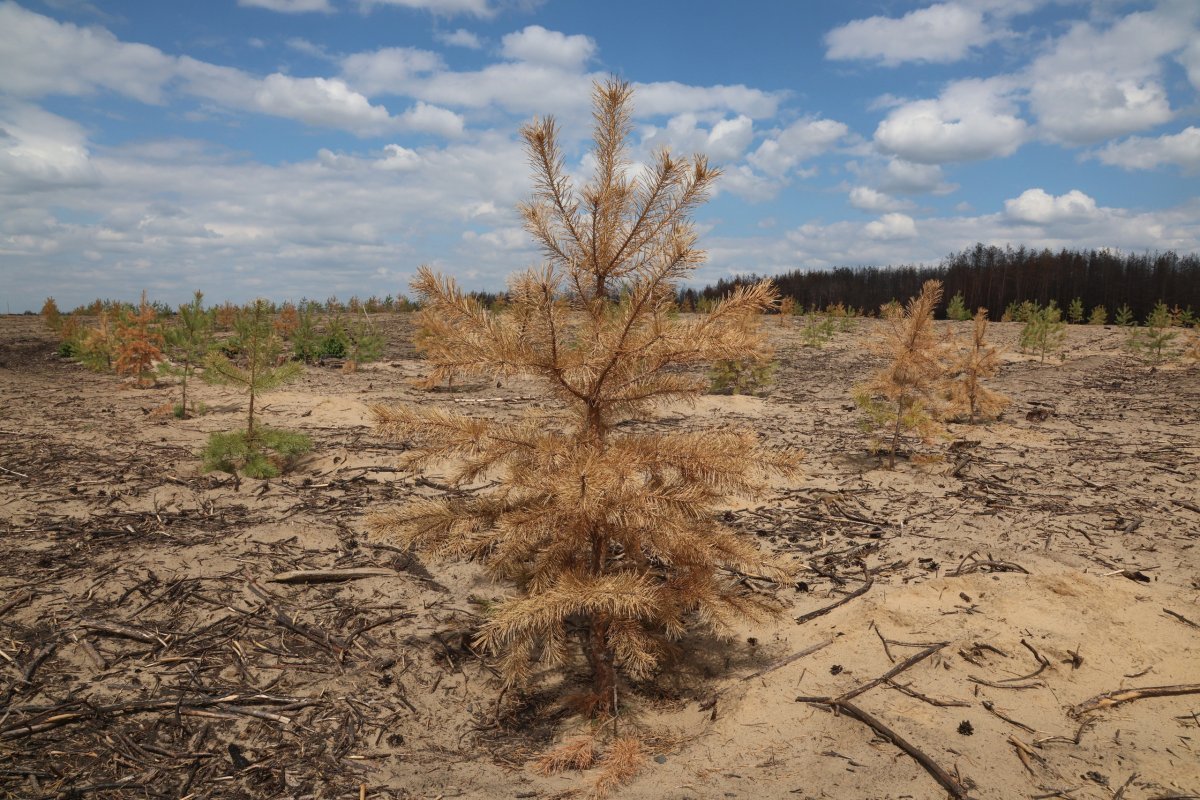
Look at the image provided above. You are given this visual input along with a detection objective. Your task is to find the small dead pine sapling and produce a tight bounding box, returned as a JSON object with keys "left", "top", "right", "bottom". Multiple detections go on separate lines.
{"left": 114, "top": 291, "right": 164, "bottom": 387}
{"left": 945, "top": 308, "right": 1010, "bottom": 423}
{"left": 368, "top": 79, "right": 802, "bottom": 719}
{"left": 854, "top": 279, "right": 948, "bottom": 468}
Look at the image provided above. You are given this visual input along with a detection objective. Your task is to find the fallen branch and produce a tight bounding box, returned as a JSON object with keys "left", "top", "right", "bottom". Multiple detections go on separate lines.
{"left": 1162, "top": 608, "right": 1200, "bottom": 630}
{"left": 78, "top": 619, "right": 165, "bottom": 645}
{"left": 0, "top": 693, "right": 314, "bottom": 740}
{"left": 268, "top": 568, "right": 398, "bottom": 584}
{"left": 1073, "top": 683, "right": 1200, "bottom": 716}
{"left": 793, "top": 640, "right": 971, "bottom": 797}
{"left": 948, "top": 553, "right": 1029, "bottom": 577}
{"left": 796, "top": 571, "right": 873, "bottom": 625}
{"left": 806, "top": 699, "right": 972, "bottom": 799}
{"left": 742, "top": 637, "right": 835, "bottom": 681}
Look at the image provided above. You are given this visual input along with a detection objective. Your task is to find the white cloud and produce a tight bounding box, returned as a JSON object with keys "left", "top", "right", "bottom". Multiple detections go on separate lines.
{"left": 340, "top": 47, "right": 444, "bottom": 96}
{"left": 376, "top": 143, "right": 421, "bottom": 170}
{"left": 1024, "top": 9, "right": 1196, "bottom": 143}
{"left": 848, "top": 187, "right": 913, "bottom": 213}
{"left": 825, "top": 3, "right": 994, "bottom": 66}
{"left": 0, "top": 2, "right": 173, "bottom": 103}
{"left": 748, "top": 118, "right": 847, "bottom": 175}
{"left": 874, "top": 78, "right": 1026, "bottom": 163}
{"left": 359, "top": 0, "right": 494, "bottom": 18}
{"left": 1093, "top": 127, "right": 1200, "bottom": 173}
{"left": 398, "top": 101, "right": 464, "bottom": 136}
{"left": 500, "top": 25, "right": 595, "bottom": 69}
{"left": 718, "top": 165, "right": 783, "bottom": 203}
{"left": 435, "top": 28, "right": 482, "bottom": 49}
{"left": 877, "top": 159, "right": 956, "bottom": 195}
{"left": 864, "top": 212, "right": 918, "bottom": 240}
{"left": 1180, "top": 38, "right": 1200, "bottom": 90}
{"left": 0, "top": 101, "right": 98, "bottom": 193}
{"left": 631, "top": 81, "right": 782, "bottom": 119}
{"left": 408, "top": 61, "right": 593, "bottom": 114}
{"left": 641, "top": 114, "right": 754, "bottom": 163}
{"left": 253, "top": 74, "right": 394, "bottom": 134}
{"left": 239, "top": 0, "right": 333, "bottom": 12}
{"left": 1004, "top": 188, "right": 1099, "bottom": 224}
{"left": 1030, "top": 74, "right": 1171, "bottom": 145}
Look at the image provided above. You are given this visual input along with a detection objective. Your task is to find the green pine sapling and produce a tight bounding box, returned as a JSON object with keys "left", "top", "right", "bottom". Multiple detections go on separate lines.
{"left": 343, "top": 310, "right": 386, "bottom": 372}
{"left": 160, "top": 291, "right": 214, "bottom": 418}
{"left": 1067, "top": 297, "right": 1084, "bottom": 324}
{"left": 1127, "top": 301, "right": 1178, "bottom": 366}
{"left": 202, "top": 299, "right": 310, "bottom": 479}
{"left": 1019, "top": 302, "right": 1065, "bottom": 363}
{"left": 945, "top": 292, "right": 971, "bottom": 321}
{"left": 1088, "top": 305, "right": 1108, "bottom": 325}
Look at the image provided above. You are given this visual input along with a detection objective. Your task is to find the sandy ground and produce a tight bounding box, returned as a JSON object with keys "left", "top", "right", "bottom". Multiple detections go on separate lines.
{"left": 1, "top": 313, "right": 1198, "bottom": 800}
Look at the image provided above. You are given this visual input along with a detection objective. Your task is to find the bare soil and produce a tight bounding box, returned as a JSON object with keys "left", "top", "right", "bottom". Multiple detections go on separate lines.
{"left": 1, "top": 313, "right": 1198, "bottom": 800}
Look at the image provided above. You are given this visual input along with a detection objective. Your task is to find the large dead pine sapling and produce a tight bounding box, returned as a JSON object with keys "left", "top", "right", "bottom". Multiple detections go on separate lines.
{"left": 854, "top": 279, "right": 948, "bottom": 468}
{"left": 369, "top": 79, "right": 802, "bottom": 721}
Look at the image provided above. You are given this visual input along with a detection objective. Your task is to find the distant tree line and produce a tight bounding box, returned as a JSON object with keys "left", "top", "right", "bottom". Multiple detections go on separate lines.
{"left": 684, "top": 244, "right": 1200, "bottom": 320}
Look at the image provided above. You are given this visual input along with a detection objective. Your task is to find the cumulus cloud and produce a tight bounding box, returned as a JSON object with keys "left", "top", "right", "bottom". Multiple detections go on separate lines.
{"left": 877, "top": 159, "right": 956, "bottom": 195}
{"left": 500, "top": 25, "right": 595, "bottom": 69}
{"left": 254, "top": 74, "right": 393, "bottom": 132}
{"left": 874, "top": 78, "right": 1026, "bottom": 163}
{"left": 375, "top": 143, "right": 421, "bottom": 170}
{"left": 641, "top": 114, "right": 754, "bottom": 163}
{"left": 435, "top": 28, "right": 482, "bottom": 49}
{"left": 340, "top": 47, "right": 444, "bottom": 95}
{"left": 0, "top": 101, "right": 98, "bottom": 193}
{"left": 239, "top": 0, "right": 333, "bottom": 13}
{"left": 825, "top": 3, "right": 995, "bottom": 66}
{"left": 1093, "top": 127, "right": 1200, "bottom": 173}
{"left": 1024, "top": 8, "right": 1195, "bottom": 143}
{"left": 0, "top": 2, "right": 173, "bottom": 103}
{"left": 1004, "top": 188, "right": 1099, "bottom": 225}
{"left": 397, "top": 101, "right": 464, "bottom": 136}
{"left": 632, "top": 81, "right": 781, "bottom": 119}
{"left": 848, "top": 187, "right": 913, "bottom": 213}
{"left": 359, "top": 0, "right": 495, "bottom": 17}
{"left": 748, "top": 118, "right": 847, "bottom": 175}
{"left": 864, "top": 212, "right": 918, "bottom": 240}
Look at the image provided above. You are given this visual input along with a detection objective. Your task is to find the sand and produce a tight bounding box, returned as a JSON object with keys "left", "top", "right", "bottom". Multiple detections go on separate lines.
{"left": 1, "top": 313, "right": 1197, "bottom": 799}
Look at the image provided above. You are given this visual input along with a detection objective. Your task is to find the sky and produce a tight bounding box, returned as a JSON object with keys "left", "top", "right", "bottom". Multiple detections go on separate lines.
{"left": 1, "top": 0, "right": 1199, "bottom": 312}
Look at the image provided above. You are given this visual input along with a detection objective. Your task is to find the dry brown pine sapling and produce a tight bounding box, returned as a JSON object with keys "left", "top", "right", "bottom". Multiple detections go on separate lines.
{"left": 945, "top": 308, "right": 1009, "bottom": 423}
{"left": 368, "top": 79, "right": 801, "bottom": 722}
{"left": 114, "top": 291, "right": 165, "bottom": 387}
{"left": 854, "top": 280, "right": 948, "bottom": 468}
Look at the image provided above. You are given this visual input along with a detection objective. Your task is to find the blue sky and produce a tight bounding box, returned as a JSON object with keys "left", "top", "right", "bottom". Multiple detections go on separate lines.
{"left": 1, "top": 0, "right": 1198, "bottom": 311}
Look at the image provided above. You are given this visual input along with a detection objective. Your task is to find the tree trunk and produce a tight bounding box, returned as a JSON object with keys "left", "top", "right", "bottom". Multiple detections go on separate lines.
{"left": 248, "top": 386, "right": 256, "bottom": 440}
{"left": 889, "top": 398, "right": 903, "bottom": 469}
{"left": 587, "top": 614, "right": 615, "bottom": 715}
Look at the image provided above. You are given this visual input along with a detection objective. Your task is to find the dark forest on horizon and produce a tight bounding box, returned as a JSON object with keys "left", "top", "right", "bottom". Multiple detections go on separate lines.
{"left": 685, "top": 244, "right": 1200, "bottom": 320}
